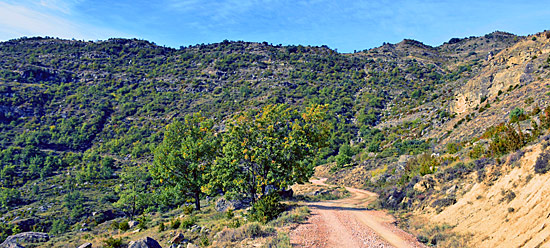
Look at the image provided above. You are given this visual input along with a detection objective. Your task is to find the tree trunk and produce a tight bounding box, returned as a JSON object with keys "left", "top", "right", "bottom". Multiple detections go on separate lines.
{"left": 194, "top": 189, "right": 201, "bottom": 211}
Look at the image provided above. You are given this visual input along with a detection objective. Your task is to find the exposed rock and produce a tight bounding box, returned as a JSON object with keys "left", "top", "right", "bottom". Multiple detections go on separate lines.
{"left": 170, "top": 233, "right": 185, "bottom": 244}
{"left": 0, "top": 232, "right": 49, "bottom": 247}
{"left": 214, "top": 197, "right": 249, "bottom": 212}
{"left": 128, "top": 220, "right": 139, "bottom": 228}
{"left": 127, "top": 237, "right": 162, "bottom": 248}
{"left": 1, "top": 243, "right": 25, "bottom": 248}
{"left": 187, "top": 243, "right": 199, "bottom": 248}
{"left": 446, "top": 185, "right": 457, "bottom": 195}
{"left": 77, "top": 242, "right": 92, "bottom": 248}
{"left": 190, "top": 225, "right": 200, "bottom": 233}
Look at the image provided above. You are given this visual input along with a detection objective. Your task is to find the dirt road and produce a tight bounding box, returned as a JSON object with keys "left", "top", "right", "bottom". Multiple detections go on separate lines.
{"left": 290, "top": 178, "right": 425, "bottom": 248}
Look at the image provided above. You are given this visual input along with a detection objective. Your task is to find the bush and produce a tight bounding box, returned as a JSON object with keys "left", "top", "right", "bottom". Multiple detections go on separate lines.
{"left": 182, "top": 204, "right": 194, "bottom": 215}
{"left": 269, "top": 206, "right": 310, "bottom": 227}
{"left": 446, "top": 142, "right": 461, "bottom": 154}
{"left": 534, "top": 152, "right": 550, "bottom": 174}
{"left": 469, "top": 144, "right": 485, "bottom": 159}
{"left": 509, "top": 107, "right": 526, "bottom": 123}
{"left": 118, "top": 221, "right": 130, "bottom": 231}
{"left": 103, "top": 237, "right": 124, "bottom": 248}
{"left": 170, "top": 219, "right": 181, "bottom": 229}
{"left": 158, "top": 222, "right": 165, "bottom": 232}
{"left": 181, "top": 216, "right": 197, "bottom": 229}
{"left": 49, "top": 219, "right": 68, "bottom": 235}
{"left": 250, "top": 194, "right": 285, "bottom": 223}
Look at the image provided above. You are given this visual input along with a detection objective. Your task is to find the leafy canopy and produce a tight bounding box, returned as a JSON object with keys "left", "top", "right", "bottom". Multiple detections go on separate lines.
{"left": 150, "top": 112, "right": 219, "bottom": 210}
{"left": 212, "top": 104, "right": 329, "bottom": 202}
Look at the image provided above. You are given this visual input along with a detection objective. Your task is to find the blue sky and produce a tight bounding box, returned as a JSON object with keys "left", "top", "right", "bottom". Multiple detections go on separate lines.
{"left": 0, "top": 0, "right": 549, "bottom": 52}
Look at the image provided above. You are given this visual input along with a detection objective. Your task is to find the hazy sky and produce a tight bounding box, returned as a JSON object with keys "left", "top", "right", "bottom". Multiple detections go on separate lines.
{"left": 1, "top": 0, "right": 549, "bottom": 52}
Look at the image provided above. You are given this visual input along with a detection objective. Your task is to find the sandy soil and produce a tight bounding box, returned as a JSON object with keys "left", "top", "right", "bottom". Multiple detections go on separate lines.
{"left": 290, "top": 178, "right": 425, "bottom": 248}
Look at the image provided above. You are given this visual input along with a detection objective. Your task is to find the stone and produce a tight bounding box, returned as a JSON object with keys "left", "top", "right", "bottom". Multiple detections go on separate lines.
{"left": 77, "top": 242, "right": 93, "bottom": 248}
{"left": 170, "top": 233, "right": 185, "bottom": 244}
{"left": 191, "top": 225, "right": 200, "bottom": 233}
{"left": 2, "top": 243, "right": 25, "bottom": 248}
{"left": 127, "top": 237, "right": 162, "bottom": 248}
{"left": 128, "top": 220, "right": 139, "bottom": 228}
{"left": 446, "top": 185, "right": 457, "bottom": 195}
{"left": 187, "top": 243, "right": 199, "bottom": 248}
{"left": 0, "top": 232, "right": 49, "bottom": 247}
{"left": 214, "top": 198, "right": 234, "bottom": 212}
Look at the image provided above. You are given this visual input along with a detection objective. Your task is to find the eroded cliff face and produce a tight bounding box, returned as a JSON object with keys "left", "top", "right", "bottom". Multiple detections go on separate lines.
{"left": 451, "top": 32, "right": 550, "bottom": 115}
{"left": 429, "top": 142, "right": 550, "bottom": 248}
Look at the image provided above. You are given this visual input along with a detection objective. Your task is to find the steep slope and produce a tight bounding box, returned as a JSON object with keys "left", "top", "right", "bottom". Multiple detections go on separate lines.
{"left": 431, "top": 142, "right": 550, "bottom": 247}
{"left": 0, "top": 30, "right": 547, "bottom": 246}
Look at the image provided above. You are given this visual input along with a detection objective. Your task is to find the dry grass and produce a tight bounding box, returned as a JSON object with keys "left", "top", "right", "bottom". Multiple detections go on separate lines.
{"left": 400, "top": 215, "right": 471, "bottom": 247}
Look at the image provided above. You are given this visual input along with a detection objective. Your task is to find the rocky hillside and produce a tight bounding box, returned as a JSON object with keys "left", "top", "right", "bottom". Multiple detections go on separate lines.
{"left": 0, "top": 30, "right": 549, "bottom": 246}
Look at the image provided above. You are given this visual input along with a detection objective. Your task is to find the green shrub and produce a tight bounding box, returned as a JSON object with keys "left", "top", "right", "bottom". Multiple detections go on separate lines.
{"left": 225, "top": 209, "right": 234, "bottom": 219}
{"left": 158, "top": 222, "right": 165, "bottom": 232}
{"left": 469, "top": 144, "right": 485, "bottom": 159}
{"left": 446, "top": 142, "right": 461, "bottom": 154}
{"left": 199, "top": 235, "right": 210, "bottom": 246}
{"left": 269, "top": 206, "right": 310, "bottom": 227}
{"left": 118, "top": 221, "right": 130, "bottom": 231}
{"left": 250, "top": 194, "right": 285, "bottom": 224}
{"left": 49, "top": 219, "right": 68, "bottom": 235}
{"left": 110, "top": 221, "right": 119, "bottom": 231}
{"left": 170, "top": 219, "right": 181, "bottom": 229}
{"left": 181, "top": 216, "right": 197, "bottom": 229}
{"left": 137, "top": 215, "right": 148, "bottom": 230}
{"left": 182, "top": 204, "right": 194, "bottom": 215}
{"left": 509, "top": 107, "right": 526, "bottom": 123}
{"left": 534, "top": 152, "right": 550, "bottom": 174}
{"left": 103, "top": 237, "right": 124, "bottom": 248}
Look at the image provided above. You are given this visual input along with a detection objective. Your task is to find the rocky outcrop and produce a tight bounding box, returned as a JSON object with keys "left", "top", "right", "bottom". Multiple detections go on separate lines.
{"left": 0, "top": 232, "right": 49, "bottom": 247}
{"left": 127, "top": 237, "right": 162, "bottom": 248}
{"left": 214, "top": 197, "right": 249, "bottom": 212}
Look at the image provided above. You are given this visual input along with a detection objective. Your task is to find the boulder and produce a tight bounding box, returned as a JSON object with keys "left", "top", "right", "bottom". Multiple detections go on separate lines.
{"left": 214, "top": 197, "right": 248, "bottom": 212}
{"left": 1, "top": 243, "right": 25, "bottom": 248}
{"left": 187, "top": 243, "right": 199, "bottom": 248}
{"left": 0, "top": 232, "right": 49, "bottom": 247}
{"left": 127, "top": 237, "right": 162, "bottom": 248}
{"left": 128, "top": 220, "right": 139, "bottom": 228}
{"left": 77, "top": 242, "right": 92, "bottom": 248}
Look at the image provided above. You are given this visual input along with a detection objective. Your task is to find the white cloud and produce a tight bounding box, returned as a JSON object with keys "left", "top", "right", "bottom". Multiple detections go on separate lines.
{"left": 0, "top": 1, "right": 128, "bottom": 41}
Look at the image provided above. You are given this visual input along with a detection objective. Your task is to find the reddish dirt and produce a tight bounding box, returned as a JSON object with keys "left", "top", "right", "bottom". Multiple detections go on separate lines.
{"left": 290, "top": 178, "right": 425, "bottom": 248}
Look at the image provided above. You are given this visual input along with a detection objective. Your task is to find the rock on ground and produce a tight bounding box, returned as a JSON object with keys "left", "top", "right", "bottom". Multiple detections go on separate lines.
{"left": 0, "top": 232, "right": 49, "bottom": 247}
{"left": 77, "top": 242, "right": 92, "bottom": 248}
{"left": 127, "top": 237, "right": 162, "bottom": 248}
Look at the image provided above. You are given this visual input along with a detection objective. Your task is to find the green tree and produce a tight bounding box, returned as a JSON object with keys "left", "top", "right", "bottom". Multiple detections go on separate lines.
{"left": 213, "top": 104, "right": 329, "bottom": 204}
{"left": 335, "top": 144, "right": 353, "bottom": 167}
{"left": 113, "top": 165, "right": 151, "bottom": 219}
{"left": 150, "top": 113, "right": 218, "bottom": 211}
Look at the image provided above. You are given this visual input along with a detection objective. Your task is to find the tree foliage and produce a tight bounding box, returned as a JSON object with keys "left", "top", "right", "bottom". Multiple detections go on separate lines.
{"left": 113, "top": 165, "right": 151, "bottom": 219}
{"left": 150, "top": 113, "right": 219, "bottom": 210}
{"left": 212, "top": 104, "right": 329, "bottom": 203}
